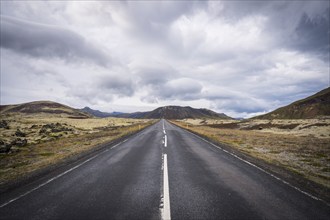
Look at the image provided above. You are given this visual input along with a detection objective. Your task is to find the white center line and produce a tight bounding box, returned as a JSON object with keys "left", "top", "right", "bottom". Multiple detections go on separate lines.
{"left": 164, "top": 135, "right": 167, "bottom": 147}
{"left": 162, "top": 153, "right": 171, "bottom": 220}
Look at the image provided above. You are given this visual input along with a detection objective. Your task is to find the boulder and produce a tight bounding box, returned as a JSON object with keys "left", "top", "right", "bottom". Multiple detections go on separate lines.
{"left": 39, "top": 123, "right": 73, "bottom": 134}
{"left": 11, "top": 138, "right": 28, "bottom": 147}
{"left": 0, "top": 140, "right": 12, "bottom": 153}
{"left": 0, "top": 120, "right": 9, "bottom": 129}
{"left": 15, "top": 129, "right": 26, "bottom": 137}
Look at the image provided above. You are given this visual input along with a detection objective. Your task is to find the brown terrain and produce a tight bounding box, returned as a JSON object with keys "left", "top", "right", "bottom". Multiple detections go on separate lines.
{"left": 0, "top": 101, "right": 155, "bottom": 190}
{"left": 1, "top": 88, "right": 329, "bottom": 197}
{"left": 109, "top": 105, "right": 232, "bottom": 119}
{"left": 254, "top": 87, "right": 330, "bottom": 119}
{"left": 172, "top": 88, "right": 330, "bottom": 199}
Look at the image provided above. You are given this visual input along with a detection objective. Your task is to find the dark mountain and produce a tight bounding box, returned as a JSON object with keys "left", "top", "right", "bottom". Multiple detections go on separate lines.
{"left": 114, "top": 106, "right": 232, "bottom": 119}
{"left": 110, "top": 111, "right": 126, "bottom": 116}
{"left": 145, "top": 106, "right": 231, "bottom": 119}
{"left": 0, "top": 101, "right": 91, "bottom": 118}
{"left": 80, "top": 107, "right": 117, "bottom": 118}
{"left": 254, "top": 87, "right": 330, "bottom": 119}
{"left": 114, "top": 112, "right": 150, "bottom": 119}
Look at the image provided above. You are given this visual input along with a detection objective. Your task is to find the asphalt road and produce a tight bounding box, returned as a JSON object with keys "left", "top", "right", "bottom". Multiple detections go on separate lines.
{"left": 0, "top": 119, "right": 329, "bottom": 220}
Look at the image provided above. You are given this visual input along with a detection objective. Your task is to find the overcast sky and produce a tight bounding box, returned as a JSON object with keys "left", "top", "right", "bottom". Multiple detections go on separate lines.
{"left": 1, "top": 1, "right": 329, "bottom": 118}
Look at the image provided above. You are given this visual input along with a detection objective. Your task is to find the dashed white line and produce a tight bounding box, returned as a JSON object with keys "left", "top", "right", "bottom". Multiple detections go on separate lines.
{"left": 164, "top": 135, "right": 167, "bottom": 147}
{"left": 0, "top": 140, "right": 125, "bottom": 208}
{"left": 161, "top": 153, "right": 171, "bottom": 220}
{"left": 182, "top": 128, "right": 329, "bottom": 206}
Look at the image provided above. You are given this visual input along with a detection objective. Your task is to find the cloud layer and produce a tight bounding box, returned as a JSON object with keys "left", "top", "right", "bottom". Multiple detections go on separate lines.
{"left": 1, "top": 1, "right": 329, "bottom": 118}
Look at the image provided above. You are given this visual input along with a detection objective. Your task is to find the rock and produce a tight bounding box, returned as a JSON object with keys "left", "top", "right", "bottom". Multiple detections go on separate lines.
{"left": 39, "top": 126, "right": 50, "bottom": 134}
{"left": 30, "top": 124, "right": 38, "bottom": 129}
{"left": 0, "top": 120, "right": 9, "bottom": 129}
{"left": 0, "top": 140, "right": 12, "bottom": 153}
{"left": 39, "top": 123, "right": 73, "bottom": 134}
{"left": 0, "top": 145, "right": 11, "bottom": 153}
{"left": 11, "top": 138, "right": 28, "bottom": 147}
{"left": 10, "top": 148, "right": 20, "bottom": 153}
{"left": 15, "top": 129, "right": 26, "bottom": 137}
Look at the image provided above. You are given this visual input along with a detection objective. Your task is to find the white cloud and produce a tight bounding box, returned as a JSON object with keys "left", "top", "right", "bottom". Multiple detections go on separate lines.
{"left": 0, "top": 1, "right": 329, "bottom": 118}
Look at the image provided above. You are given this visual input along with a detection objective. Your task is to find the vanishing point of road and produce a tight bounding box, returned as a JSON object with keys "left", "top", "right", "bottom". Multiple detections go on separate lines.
{"left": 0, "top": 120, "right": 329, "bottom": 220}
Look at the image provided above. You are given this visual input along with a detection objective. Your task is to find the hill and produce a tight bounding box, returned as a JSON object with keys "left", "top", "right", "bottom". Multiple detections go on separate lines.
{"left": 80, "top": 107, "right": 115, "bottom": 118}
{"left": 0, "top": 101, "right": 91, "bottom": 118}
{"left": 115, "top": 106, "right": 232, "bottom": 119}
{"left": 145, "top": 106, "right": 231, "bottom": 119}
{"left": 254, "top": 87, "right": 330, "bottom": 119}
{"left": 0, "top": 101, "right": 231, "bottom": 120}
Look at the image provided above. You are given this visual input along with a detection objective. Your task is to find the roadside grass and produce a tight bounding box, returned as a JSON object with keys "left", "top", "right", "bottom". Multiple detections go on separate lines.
{"left": 172, "top": 120, "right": 330, "bottom": 189}
{"left": 0, "top": 114, "right": 156, "bottom": 187}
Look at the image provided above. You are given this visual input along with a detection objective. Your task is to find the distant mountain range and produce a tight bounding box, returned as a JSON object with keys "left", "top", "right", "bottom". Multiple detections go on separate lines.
{"left": 80, "top": 106, "right": 232, "bottom": 119}
{"left": 1, "top": 87, "right": 329, "bottom": 120}
{"left": 134, "top": 106, "right": 232, "bottom": 119}
{"left": 254, "top": 87, "right": 330, "bottom": 119}
{"left": 80, "top": 106, "right": 123, "bottom": 118}
{"left": 0, "top": 101, "right": 231, "bottom": 119}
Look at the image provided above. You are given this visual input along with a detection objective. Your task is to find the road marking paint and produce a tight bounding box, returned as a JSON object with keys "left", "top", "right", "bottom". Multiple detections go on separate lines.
{"left": 111, "top": 143, "right": 121, "bottom": 149}
{"left": 164, "top": 135, "right": 167, "bottom": 147}
{"left": 161, "top": 153, "right": 171, "bottom": 220}
{"left": 0, "top": 140, "right": 125, "bottom": 208}
{"left": 180, "top": 127, "right": 329, "bottom": 206}
{"left": 0, "top": 153, "right": 97, "bottom": 208}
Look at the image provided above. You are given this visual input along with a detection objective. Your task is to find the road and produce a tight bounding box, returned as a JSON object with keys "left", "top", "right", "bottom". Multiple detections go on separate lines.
{"left": 0, "top": 119, "right": 329, "bottom": 220}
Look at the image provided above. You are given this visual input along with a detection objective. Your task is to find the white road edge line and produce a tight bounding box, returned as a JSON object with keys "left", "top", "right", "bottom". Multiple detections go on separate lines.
{"left": 0, "top": 141, "right": 124, "bottom": 208}
{"left": 182, "top": 128, "right": 329, "bottom": 206}
{"left": 162, "top": 153, "right": 171, "bottom": 220}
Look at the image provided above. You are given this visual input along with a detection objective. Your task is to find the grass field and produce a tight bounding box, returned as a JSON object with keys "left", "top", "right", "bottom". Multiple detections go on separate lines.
{"left": 173, "top": 119, "right": 330, "bottom": 188}
{"left": 0, "top": 113, "right": 156, "bottom": 187}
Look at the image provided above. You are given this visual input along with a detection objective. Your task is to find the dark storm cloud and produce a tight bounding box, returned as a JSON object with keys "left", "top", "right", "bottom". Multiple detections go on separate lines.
{"left": 141, "top": 78, "right": 203, "bottom": 103}
{"left": 99, "top": 75, "right": 135, "bottom": 97}
{"left": 66, "top": 74, "right": 135, "bottom": 105}
{"left": 0, "top": 15, "right": 109, "bottom": 66}
{"left": 217, "top": 1, "right": 329, "bottom": 56}
{"left": 293, "top": 9, "right": 330, "bottom": 57}
{"left": 135, "top": 64, "right": 176, "bottom": 86}
{"left": 133, "top": 63, "right": 202, "bottom": 102}
{"left": 158, "top": 78, "right": 203, "bottom": 100}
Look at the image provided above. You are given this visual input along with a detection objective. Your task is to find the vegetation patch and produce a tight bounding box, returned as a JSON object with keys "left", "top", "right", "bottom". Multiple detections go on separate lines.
{"left": 0, "top": 112, "right": 155, "bottom": 188}
{"left": 172, "top": 119, "right": 330, "bottom": 189}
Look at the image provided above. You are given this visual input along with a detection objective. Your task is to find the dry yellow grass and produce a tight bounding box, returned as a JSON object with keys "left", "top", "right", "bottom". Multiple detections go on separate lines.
{"left": 0, "top": 113, "right": 156, "bottom": 187}
{"left": 172, "top": 120, "right": 330, "bottom": 188}
{"left": 4, "top": 112, "right": 149, "bottom": 130}
{"left": 178, "top": 118, "right": 238, "bottom": 125}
